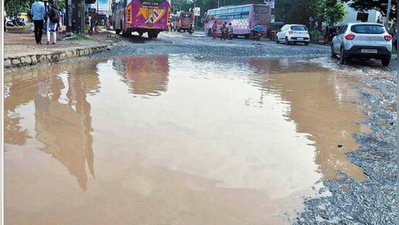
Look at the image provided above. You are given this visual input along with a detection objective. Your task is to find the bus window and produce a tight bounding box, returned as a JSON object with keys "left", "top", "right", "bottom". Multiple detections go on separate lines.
{"left": 234, "top": 7, "right": 242, "bottom": 13}
{"left": 215, "top": 10, "right": 221, "bottom": 15}
{"left": 227, "top": 8, "right": 234, "bottom": 14}
{"left": 241, "top": 14, "right": 249, "bottom": 19}
{"left": 209, "top": 11, "right": 215, "bottom": 15}
{"left": 255, "top": 5, "right": 269, "bottom": 14}
{"left": 221, "top": 9, "right": 227, "bottom": 14}
{"left": 242, "top": 6, "right": 250, "bottom": 12}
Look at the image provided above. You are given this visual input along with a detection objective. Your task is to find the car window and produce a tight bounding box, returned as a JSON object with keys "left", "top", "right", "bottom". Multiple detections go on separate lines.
{"left": 338, "top": 25, "right": 347, "bottom": 34}
{"left": 291, "top": 26, "right": 307, "bottom": 31}
{"left": 351, "top": 25, "right": 385, "bottom": 34}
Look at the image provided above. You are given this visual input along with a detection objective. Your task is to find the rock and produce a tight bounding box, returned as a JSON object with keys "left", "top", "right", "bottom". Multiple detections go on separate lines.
{"left": 338, "top": 144, "right": 343, "bottom": 148}
{"left": 11, "top": 58, "right": 21, "bottom": 67}
{"left": 79, "top": 50, "right": 85, "bottom": 56}
{"left": 60, "top": 53, "right": 66, "bottom": 60}
{"left": 107, "top": 46, "right": 112, "bottom": 51}
{"left": 38, "top": 55, "right": 47, "bottom": 63}
{"left": 4, "top": 59, "right": 11, "bottom": 68}
{"left": 31, "top": 56, "right": 38, "bottom": 65}
{"left": 21, "top": 56, "right": 32, "bottom": 66}
{"left": 52, "top": 54, "right": 60, "bottom": 62}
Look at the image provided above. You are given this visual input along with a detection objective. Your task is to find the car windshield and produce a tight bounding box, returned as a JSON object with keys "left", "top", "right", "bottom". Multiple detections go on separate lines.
{"left": 351, "top": 25, "right": 385, "bottom": 34}
{"left": 291, "top": 26, "right": 307, "bottom": 31}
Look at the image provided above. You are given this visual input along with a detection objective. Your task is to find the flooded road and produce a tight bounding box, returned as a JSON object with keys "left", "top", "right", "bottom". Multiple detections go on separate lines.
{"left": 4, "top": 56, "right": 367, "bottom": 225}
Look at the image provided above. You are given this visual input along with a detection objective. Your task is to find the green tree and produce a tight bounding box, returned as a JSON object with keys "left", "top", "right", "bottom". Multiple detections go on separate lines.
{"left": 274, "top": 0, "right": 346, "bottom": 26}
{"left": 341, "top": 0, "right": 396, "bottom": 17}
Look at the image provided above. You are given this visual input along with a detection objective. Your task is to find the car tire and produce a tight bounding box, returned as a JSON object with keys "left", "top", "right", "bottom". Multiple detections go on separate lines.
{"left": 285, "top": 37, "right": 290, "bottom": 45}
{"left": 340, "top": 47, "right": 348, "bottom": 65}
{"left": 331, "top": 45, "right": 337, "bottom": 58}
{"left": 382, "top": 58, "right": 390, "bottom": 67}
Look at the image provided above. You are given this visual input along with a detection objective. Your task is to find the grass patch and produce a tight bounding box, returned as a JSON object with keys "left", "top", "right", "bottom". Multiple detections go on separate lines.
{"left": 64, "top": 34, "right": 93, "bottom": 41}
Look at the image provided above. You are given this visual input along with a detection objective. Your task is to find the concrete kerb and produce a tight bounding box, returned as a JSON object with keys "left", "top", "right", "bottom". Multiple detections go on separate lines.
{"left": 4, "top": 44, "right": 108, "bottom": 70}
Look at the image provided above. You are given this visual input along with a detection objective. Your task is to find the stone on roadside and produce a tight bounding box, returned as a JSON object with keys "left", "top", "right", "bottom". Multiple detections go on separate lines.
{"left": 31, "top": 56, "right": 38, "bottom": 65}
{"left": 60, "top": 53, "right": 66, "bottom": 61}
{"left": 52, "top": 54, "right": 60, "bottom": 62}
{"left": 11, "top": 59, "right": 21, "bottom": 67}
{"left": 4, "top": 59, "right": 11, "bottom": 68}
{"left": 21, "top": 56, "right": 32, "bottom": 66}
{"left": 38, "top": 55, "right": 47, "bottom": 63}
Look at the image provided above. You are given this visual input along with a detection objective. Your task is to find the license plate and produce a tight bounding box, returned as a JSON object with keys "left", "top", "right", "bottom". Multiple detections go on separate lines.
{"left": 361, "top": 49, "right": 377, "bottom": 53}
{"left": 297, "top": 38, "right": 303, "bottom": 40}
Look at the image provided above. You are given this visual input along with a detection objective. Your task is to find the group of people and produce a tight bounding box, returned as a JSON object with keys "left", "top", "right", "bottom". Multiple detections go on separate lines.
{"left": 31, "top": 0, "right": 62, "bottom": 45}
{"left": 212, "top": 21, "right": 233, "bottom": 40}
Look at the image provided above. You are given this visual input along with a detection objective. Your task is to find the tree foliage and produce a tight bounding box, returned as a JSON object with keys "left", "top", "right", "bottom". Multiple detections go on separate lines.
{"left": 5, "top": 0, "right": 65, "bottom": 17}
{"left": 341, "top": 0, "right": 396, "bottom": 17}
{"left": 274, "top": 0, "right": 346, "bottom": 26}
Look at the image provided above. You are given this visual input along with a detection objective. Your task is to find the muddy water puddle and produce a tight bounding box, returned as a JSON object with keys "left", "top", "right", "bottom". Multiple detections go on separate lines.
{"left": 5, "top": 56, "right": 366, "bottom": 225}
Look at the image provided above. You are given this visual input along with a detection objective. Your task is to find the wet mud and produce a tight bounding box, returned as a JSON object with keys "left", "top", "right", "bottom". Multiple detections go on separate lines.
{"left": 4, "top": 56, "right": 382, "bottom": 225}
{"left": 294, "top": 57, "right": 397, "bottom": 224}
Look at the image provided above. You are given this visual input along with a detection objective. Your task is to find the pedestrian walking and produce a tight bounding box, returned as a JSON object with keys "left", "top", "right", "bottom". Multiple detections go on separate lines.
{"left": 4, "top": 10, "right": 7, "bottom": 32}
{"left": 227, "top": 22, "right": 233, "bottom": 39}
{"left": 212, "top": 21, "right": 217, "bottom": 39}
{"left": 61, "top": 7, "right": 66, "bottom": 25}
{"left": 90, "top": 9, "right": 98, "bottom": 34}
{"left": 31, "top": 0, "right": 46, "bottom": 44}
{"left": 323, "top": 26, "right": 329, "bottom": 45}
{"left": 46, "top": 0, "right": 59, "bottom": 44}
{"left": 220, "top": 22, "right": 227, "bottom": 40}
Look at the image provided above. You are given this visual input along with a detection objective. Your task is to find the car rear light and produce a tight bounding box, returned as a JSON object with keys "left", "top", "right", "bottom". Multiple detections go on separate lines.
{"left": 384, "top": 35, "right": 392, "bottom": 41}
{"left": 345, "top": 34, "right": 355, "bottom": 40}
{"left": 288, "top": 30, "right": 293, "bottom": 34}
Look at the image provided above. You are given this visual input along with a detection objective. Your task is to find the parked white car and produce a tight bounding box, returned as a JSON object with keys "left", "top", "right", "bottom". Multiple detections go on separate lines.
{"left": 331, "top": 23, "right": 392, "bottom": 66}
{"left": 276, "top": 24, "right": 310, "bottom": 45}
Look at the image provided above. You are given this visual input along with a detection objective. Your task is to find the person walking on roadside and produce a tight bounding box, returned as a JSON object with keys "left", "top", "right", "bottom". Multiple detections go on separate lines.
{"left": 46, "top": 0, "right": 59, "bottom": 44}
{"left": 322, "top": 26, "right": 329, "bottom": 45}
{"left": 212, "top": 21, "right": 217, "bottom": 39}
{"left": 4, "top": 10, "right": 7, "bottom": 32}
{"left": 220, "top": 22, "right": 227, "bottom": 40}
{"left": 227, "top": 22, "right": 233, "bottom": 39}
{"left": 90, "top": 9, "right": 98, "bottom": 34}
{"left": 31, "top": 0, "right": 46, "bottom": 44}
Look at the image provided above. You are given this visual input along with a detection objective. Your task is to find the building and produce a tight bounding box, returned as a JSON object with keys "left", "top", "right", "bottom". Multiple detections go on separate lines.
{"left": 336, "top": 3, "right": 384, "bottom": 26}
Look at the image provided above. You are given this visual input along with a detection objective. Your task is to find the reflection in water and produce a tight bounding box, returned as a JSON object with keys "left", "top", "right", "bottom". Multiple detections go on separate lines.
{"left": 5, "top": 61, "right": 100, "bottom": 190}
{"left": 247, "top": 58, "right": 366, "bottom": 181}
{"left": 5, "top": 56, "right": 366, "bottom": 225}
{"left": 114, "top": 55, "right": 169, "bottom": 96}
{"left": 35, "top": 74, "right": 97, "bottom": 190}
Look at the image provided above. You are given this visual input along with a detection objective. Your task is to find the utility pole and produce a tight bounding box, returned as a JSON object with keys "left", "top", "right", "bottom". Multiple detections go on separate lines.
{"left": 385, "top": 0, "right": 392, "bottom": 29}
{"left": 80, "top": 0, "right": 85, "bottom": 34}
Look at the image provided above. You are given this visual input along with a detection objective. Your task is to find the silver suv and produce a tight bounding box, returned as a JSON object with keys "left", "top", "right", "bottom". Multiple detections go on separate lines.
{"left": 331, "top": 23, "right": 392, "bottom": 66}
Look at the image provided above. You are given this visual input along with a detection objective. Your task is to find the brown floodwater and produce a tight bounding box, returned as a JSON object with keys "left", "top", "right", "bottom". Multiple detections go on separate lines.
{"left": 4, "top": 56, "right": 366, "bottom": 225}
